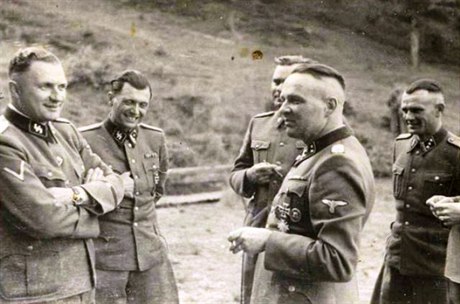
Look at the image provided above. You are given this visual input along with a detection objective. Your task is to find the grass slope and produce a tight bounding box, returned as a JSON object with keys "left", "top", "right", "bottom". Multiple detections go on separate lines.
{"left": 0, "top": 0, "right": 459, "bottom": 176}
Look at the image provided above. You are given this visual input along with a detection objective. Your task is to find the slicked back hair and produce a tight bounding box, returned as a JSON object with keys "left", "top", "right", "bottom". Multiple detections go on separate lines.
{"left": 110, "top": 70, "right": 152, "bottom": 100}
{"left": 292, "top": 63, "right": 346, "bottom": 90}
{"left": 274, "top": 55, "right": 315, "bottom": 66}
{"left": 9, "top": 47, "right": 60, "bottom": 78}
{"left": 405, "top": 79, "right": 442, "bottom": 95}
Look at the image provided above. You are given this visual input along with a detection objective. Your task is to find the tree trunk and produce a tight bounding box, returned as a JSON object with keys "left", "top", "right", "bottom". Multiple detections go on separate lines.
{"left": 410, "top": 17, "right": 420, "bottom": 69}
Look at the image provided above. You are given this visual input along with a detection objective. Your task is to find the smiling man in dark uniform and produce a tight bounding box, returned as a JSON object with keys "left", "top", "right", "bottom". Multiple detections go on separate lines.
{"left": 0, "top": 47, "right": 124, "bottom": 303}
{"left": 228, "top": 63, "right": 375, "bottom": 303}
{"left": 80, "top": 70, "right": 178, "bottom": 304}
{"left": 371, "top": 79, "right": 460, "bottom": 304}
{"left": 229, "top": 55, "right": 314, "bottom": 304}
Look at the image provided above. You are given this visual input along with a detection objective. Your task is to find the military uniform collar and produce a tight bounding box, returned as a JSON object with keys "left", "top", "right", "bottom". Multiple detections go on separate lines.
{"left": 103, "top": 118, "right": 138, "bottom": 147}
{"left": 4, "top": 106, "right": 55, "bottom": 142}
{"left": 408, "top": 128, "right": 447, "bottom": 154}
{"left": 293, "top": 126, "right": 352, "bottom": 167}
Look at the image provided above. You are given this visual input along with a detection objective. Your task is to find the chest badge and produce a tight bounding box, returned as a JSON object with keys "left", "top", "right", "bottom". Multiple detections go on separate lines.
{"left": 322, "top": 199, "right": 348, "bottom": 214}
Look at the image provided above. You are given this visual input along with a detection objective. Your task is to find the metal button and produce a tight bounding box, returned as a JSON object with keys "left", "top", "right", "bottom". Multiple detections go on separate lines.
{"left": 135, "top": 191, "right": 140, "bottom": 196}
{"left": 288, "top": 285, "right": 296, "bottom": 292}
{"left": 152, "top": 165, "right": 157, "bottom": 170}
{"left": 415, "top": 151, "right": 420, "bottom": 155}
{"left": 408, "top": 186, "right": 413, "bottom": 191}
{"left": 65, "top": 180, "right": 70, "bottom": 186}
{"left": 47, "top": 171, "right": 53, "bottom": 177}
{"left": 134, "top": 206, "right": 139, "bottom": 211}
{"left": 133, "top": 222, "right": 138, "bottom": 227}
{"left": 275, "top": 161, "right": 282, "bottom": 166}
{"left": 127, "top": 143, "right": 132, "bottom": 148}
{"left": 255, "top": 144, "right": 260, "bottom": 149}
{"left": 406, "top": 204, "right": 410, "bottom": 208}
{"left": 404, "top": 221, "right": 410, "bottom": 225}
{"left": 434, "top": 176, "right": 440, "bottom": 181}
{"left": 131, "top": 159, "right": 136, "bottom": 164}
{"left": 27, "top": 245, "right": 33, "bottom": 251}
{"left": 279, "top": 142, "right": 285, "bottom": 147}
{"left": 134, "top": 175, "right": 139, "bottom": 179}
{"left": 411, "top": 168, "right": 416, "bottom": 173}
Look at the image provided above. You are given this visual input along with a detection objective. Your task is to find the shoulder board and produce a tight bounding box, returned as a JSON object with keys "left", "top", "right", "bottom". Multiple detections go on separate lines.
{"left": 396, "top": 133, "right": 412, "bottom": 140}
{"left": 54, "top": 117, "right": 71, "bottom": 124}
{"left": 254, "top": 111, "right": 275, "bottom": 119}
{"left": 139, "top": 123, "right": 163, "bottom": 133}
{"left": 0, "top": 115, "right": 9, "bottom": 134}
{"left": 447, "top": 134, "right": 460, "bottom": 149}
{"left": 78, "top": 122, "right": 103, "bottom": 132}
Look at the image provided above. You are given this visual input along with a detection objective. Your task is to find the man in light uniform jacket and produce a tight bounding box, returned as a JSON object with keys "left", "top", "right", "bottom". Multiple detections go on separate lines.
{"left": 80, "top": 70, "right": 178, "bottom": 304}
{"left": 0, "top": 47, "right": 124, "bottom": 303}
{"left": 229, "top": 55, "right": 314, "bottom": 304}
{"left": 371, "top": 79, "right": 460, "bottom": 304}
{"left": 228, "top": 63, "right": 375, "bottom": 303}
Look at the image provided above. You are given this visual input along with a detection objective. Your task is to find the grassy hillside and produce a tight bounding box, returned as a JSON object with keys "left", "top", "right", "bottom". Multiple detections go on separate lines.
{"left": 0, "top": 0, "right": 459, "bottom": 177}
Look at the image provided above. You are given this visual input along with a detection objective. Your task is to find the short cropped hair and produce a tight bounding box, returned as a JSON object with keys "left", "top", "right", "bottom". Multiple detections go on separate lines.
{"left": 9, "top": 47, "right": 60, "bottom": 78}
{"left": 405, "top": 79, "right": 442, "bottom": 94}
{"left": 110, "top": 70, "right": 152, "bottom": 99}
{"left": 274, "top": 55, "right": 315, "bottom": 66}
{"left": 292, "top": 63, "right": 346, "bottom": 89}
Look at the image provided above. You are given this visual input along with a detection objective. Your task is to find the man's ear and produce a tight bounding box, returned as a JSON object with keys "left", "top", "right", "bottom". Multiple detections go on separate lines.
{"left": 435, "top": 103, "right": 445, "bottom": 116}
{"left": 9, "top": 81, "right": 20, "bottom": 101}
{"left": 325, "top": 98, "right": 338, "bottom": 115}
{"left": 108, "top": 91, "right": 114, "bottom": 106}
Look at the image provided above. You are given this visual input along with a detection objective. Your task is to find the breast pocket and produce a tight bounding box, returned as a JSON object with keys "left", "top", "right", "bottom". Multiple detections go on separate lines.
{"left": 392, "top": 164, "right": 405, "bottom": 199}
{"left": 0, "top": 250, "right": 59, "bottom": 300}
{"left": 423, "top": 172, "right": 453, "bottom": 197}
{"left": 251, "top": 140, "right": 270, "bottom": 163}
{"left": 32, "top": 164, "right": 67, "bottom": 188}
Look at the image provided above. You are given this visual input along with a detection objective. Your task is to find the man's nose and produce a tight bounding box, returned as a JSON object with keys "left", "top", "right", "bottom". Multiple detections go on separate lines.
{"left": 280, "top": 101, "right": 291, "bottom": 114}
{"left": 130, "top": 104, "right": 140, "bottom": 115}
{"left": 50, "top": 87, "right": 65, "bottom": 102}
{"left": 404, "top": 111, "right": 415, "bottom": 120}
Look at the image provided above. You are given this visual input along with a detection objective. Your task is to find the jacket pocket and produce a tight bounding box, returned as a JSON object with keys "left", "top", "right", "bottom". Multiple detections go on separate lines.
{"left": 392, "top": 164, "right": 405, "bottom": 199}
{"left": 32, "top": 163, "right": 67, "bottom": 188}
{"left": 251, "top": 140, "right": 270, "bottom": 163}
{"left": 0, "top": 250, "right": 59, "bottom": 300}
{"left": 423, "top": 172, "right": 453, "bottom": 197}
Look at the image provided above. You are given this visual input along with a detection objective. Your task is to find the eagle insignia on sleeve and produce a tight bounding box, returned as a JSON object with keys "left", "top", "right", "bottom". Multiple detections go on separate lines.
{"left": 321, "top": 199, "right": 348, "bottom": 214}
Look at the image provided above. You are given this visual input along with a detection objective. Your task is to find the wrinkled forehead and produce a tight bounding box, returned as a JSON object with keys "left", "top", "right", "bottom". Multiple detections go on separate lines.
{"left": 117, "top": 82, "right": 151, "bottom": 101}
{"left": 401, "top": 89, "right": 445, "bottom": 106}
{"left": 22, "top": 60, "right": 66, "bottom": 83}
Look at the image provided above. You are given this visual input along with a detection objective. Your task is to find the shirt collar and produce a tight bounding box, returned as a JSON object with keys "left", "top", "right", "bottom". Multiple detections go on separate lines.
{"left": 293, "top": 126, "right": 353, "bottom": 167}
{"left": 4, "top": 105, "right": 54, "bottom": 142}
{"left": 103, "top": 118, "right": 138, "bottom": 147}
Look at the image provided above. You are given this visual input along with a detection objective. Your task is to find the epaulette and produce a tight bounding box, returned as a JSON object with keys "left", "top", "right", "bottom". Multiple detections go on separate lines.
{"left": 54, "top": 117, "right": 71, "bottom": 124}
{"left": 139, "top": 123, "right": 163, "bottom": 133}
{"left": 78, "top": 122, "right": 103, "bottom": 132}
{"left": 254, "top": 111, "right": 275, "bottom": 118}
{"left": 396, "top": 133, "right": 412, "bottom": 140}
{"left": 0, "top": 115, "right": 9, "bottom": 134}
{"left": 447, "top": 134, "right": 460, "bottom": 149}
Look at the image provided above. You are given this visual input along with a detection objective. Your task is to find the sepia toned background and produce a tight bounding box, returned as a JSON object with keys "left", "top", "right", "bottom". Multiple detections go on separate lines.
{"left": 1, "top": 0, "right": 459, "bottom": 303}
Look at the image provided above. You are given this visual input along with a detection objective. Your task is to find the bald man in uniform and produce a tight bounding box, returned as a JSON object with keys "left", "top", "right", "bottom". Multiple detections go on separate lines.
{"left": 229, "top": 55, "right": 314, "bottom": 304}
{"left": 228, "top": 63, "right": 375, "bottom": 304}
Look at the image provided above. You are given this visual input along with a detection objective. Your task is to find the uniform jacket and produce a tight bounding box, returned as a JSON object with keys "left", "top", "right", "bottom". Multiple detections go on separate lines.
{"left": 0, "top": 107, "right": 123, "bottom": 303}
{"left": 229, "top": 111, "right": 305, "bottom": 227}
{"left": 251, "top": 127, "right": 375, "bottom": 304}
{"left": 386, "top": 128, "right": 460, "bottom": 276}
{"left": 80, "top": 119, "right": 172, "bottom": 272}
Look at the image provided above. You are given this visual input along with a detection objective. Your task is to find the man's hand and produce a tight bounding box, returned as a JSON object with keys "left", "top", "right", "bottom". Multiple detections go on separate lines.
{"left": 246, "top": 162, "right": 281, "bottom": 185}
{"left": 227, "top": 227, "right": 272, "bottom": 255}
{"left": 48, "top": 187, "right": 74, "bottom": 205}
{"left": 121, "top": 172, "right": 134, "bottom": 199}
{"left": 84, "top": 167, "right": 105, "bottom": 183}
{"left": 427, "top": 196, "right": 460, "bottom": 226}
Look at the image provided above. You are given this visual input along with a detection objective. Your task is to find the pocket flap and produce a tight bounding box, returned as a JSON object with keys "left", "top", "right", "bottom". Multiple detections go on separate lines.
{"left": 251, "top": 140, "right": 270, "bottom": 150}
{"left": 32, "top": 164, "right": 66, "bottom": 181}
{"left": 424, "top": 173, "right": 452, "bottom": 183}
{"left": 286, "top": 178, "right": 308, "bottom": 197}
